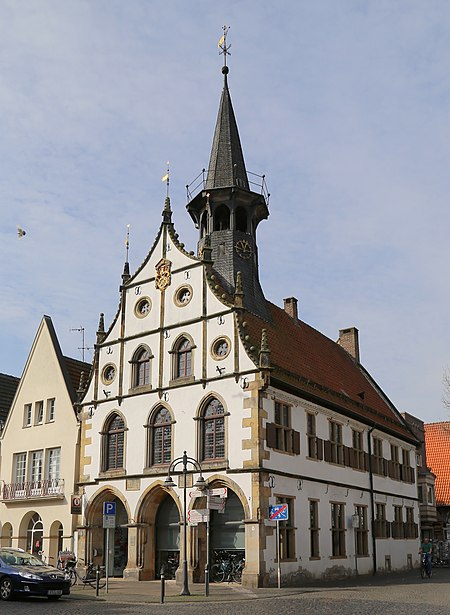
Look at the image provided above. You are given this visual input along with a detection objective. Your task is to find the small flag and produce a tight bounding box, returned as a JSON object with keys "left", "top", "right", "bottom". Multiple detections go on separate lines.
{"left": 161, "top": 173, "right": 169, "bottom": 182}
{"left": 17, "top": 226, "right": 26, "bottom": 238}
{"left": 218, "top": 34, "right": 225, "bottom": 48}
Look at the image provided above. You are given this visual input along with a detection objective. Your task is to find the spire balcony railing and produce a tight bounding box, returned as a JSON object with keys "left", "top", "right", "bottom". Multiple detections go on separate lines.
{"left": 186, "top": 168, "right": 269, "bottom": 204}
{"left": 1, "top": 478, "right": 65, "bottom": 501}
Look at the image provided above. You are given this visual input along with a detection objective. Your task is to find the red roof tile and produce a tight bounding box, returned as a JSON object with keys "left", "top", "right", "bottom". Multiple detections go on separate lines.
{"left": 241, "top": 301, "right": 413, "bottom": 441}
{"left": 424, "top": 422, "right": 450, "bottom": 506}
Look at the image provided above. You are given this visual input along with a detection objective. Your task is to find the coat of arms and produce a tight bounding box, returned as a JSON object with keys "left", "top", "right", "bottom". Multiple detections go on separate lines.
{"left": 155, "top": 258, "right": 172, "bottom": 291}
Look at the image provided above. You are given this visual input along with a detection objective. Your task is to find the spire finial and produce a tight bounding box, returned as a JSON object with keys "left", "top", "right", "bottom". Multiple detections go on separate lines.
{"left": 122, "top": 224, "right": 131, "bottom": 283}
{"left": 161, "top": 161, "right": 170, "bottom": 199}
{"left": 218, "top": 25, "right": 231, "bottom": 71}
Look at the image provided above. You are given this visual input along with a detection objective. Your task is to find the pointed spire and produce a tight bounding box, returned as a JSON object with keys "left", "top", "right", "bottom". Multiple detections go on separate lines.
{"left": 206, "top": 30, "right": 249, "bottom": 191}
{"left": 162, "top": 196, "right": 172, "bottom": 223}
{"left": 122, "top": 225, "right": 131, "bottom": 283}
{"left": 234, "top": 271, "right": 244, "bottom": 309}
{"left": 96, "top": 313, "right": 105, "bottom": 344}
{"left": 259, "top": 328, "right": 271, "bottom": 368}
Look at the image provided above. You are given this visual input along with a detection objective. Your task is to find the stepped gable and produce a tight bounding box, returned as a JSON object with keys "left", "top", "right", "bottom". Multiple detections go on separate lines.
{"left": 0, "top": 373, "right": 20, "bottom": 423}
{"left": 242, "top": 300, "right": 414, "bottom": 441}
{"left": 424, "top": 422, "right": 450, "bottom": 505}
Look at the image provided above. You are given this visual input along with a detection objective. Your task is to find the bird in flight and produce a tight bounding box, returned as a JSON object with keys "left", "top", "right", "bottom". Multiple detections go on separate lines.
{"left": 17, "top": 226, "right": 26, "bottom": 238}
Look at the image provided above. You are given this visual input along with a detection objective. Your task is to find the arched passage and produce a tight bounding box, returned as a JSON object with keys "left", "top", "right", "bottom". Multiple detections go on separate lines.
{"left": 85, "top": 490, "right": 129, "bottom": 577}
{"left": 0, "top": 523, "right": 13, "bottom": 547}
{"left": 136, "top": 485, "right": 180, "bottom": 580}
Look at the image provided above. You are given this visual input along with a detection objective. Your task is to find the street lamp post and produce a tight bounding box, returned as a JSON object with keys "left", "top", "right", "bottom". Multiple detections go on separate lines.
{"left": 164, "top": 451, "right": 206, "bottom": 596}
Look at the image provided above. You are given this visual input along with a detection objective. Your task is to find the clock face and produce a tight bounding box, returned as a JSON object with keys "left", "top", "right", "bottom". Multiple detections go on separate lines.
{"left": 235, "top": 239, "right": 253, "bottom": 259}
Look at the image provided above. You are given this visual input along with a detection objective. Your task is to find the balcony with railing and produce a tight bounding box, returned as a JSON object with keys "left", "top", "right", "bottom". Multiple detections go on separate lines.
{"left": 1, "top": 478, "right": 65, "bottom": 502}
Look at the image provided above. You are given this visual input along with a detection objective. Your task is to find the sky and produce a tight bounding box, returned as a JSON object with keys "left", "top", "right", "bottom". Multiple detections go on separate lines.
{"left": 1, "top": 0, "right": 450, "bottom": 424}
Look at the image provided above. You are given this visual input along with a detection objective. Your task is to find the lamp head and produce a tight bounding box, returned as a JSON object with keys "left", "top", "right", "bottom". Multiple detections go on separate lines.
{"left": 164, "top": 475, "right": 176, "bottom": 489}
{"left": 194, "top": 475, "right": 207, "bottom": 491}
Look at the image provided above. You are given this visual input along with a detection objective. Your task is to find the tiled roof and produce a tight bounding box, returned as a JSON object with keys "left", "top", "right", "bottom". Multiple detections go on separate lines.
{"left": 63, "top": 356, "right": 91, "bottom": 401}
{"left": 424, "top": 422, "right": 450, "bottom": 506}
{"left": 0, "top": 373, "right": 20, "bottom": 423}
{"left": 242, "top": 301, "right": 414, "bottom": 441}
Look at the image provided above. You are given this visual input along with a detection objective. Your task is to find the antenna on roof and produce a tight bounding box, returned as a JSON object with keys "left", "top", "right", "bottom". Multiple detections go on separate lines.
{"left": 69, "top": 327, "right": 92, "bottom": 362}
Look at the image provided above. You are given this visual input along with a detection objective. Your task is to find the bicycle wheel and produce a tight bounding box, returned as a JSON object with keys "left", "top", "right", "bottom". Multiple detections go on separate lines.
{"left": 210, "top": 563, "right": 225, "bottom": 583}
{"left": 69, "top": 569, "right": 78, "bottom": 587}
{"left": 232, "top": 562, "right": 244, "bottom": 583}
{"left": 420, "top": 564, "right": 425, "bottom": 579}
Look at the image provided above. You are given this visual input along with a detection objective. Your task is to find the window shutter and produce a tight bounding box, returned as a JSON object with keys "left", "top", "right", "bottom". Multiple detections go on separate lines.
{"left": 316, "top": 438, "right": 323, "bottom": 460}
{"left": 364, "top": 452, "right": 370, "bottom": 471}
{"left": 266, "top": 422, "right": 277, "bottom": 449}
{"left": 293, "top": 430, "right": 300, "bottom": 455}
{"left": 383, "top": 458, "right": 388, "bottom": 476}
{"left": 324, "top": 440, "right": 331, "bottom": 462}
{"left": 344, "top": 446, "right": 350, "bottom": 467}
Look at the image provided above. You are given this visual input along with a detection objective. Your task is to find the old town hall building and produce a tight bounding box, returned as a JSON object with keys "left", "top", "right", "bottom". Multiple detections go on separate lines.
{"left": 75, "top": 58, "right": 419, "bottom": 587}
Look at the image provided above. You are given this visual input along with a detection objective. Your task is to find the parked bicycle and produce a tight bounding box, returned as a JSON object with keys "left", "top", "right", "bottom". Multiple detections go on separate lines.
{"left": 59, "top": 556, "right": 106, "bottom": 588}
{"left": 210, "top": 551, "right": 245, "bottom": 583}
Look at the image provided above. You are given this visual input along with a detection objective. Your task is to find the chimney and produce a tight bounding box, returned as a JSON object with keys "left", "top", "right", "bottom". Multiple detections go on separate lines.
{"left": 283, "top": 297, "right": 299, "bottom": 323}
{"left": 338, "top": 327, "right": 360, "bottom": 362}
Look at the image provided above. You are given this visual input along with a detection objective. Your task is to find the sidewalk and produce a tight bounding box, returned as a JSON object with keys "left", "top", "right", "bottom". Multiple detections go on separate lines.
{"left": 68, "top": 567, "right": 450, "bottom": 604}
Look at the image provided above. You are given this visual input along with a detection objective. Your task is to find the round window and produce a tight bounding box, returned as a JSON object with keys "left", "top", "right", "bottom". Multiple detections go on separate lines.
{"left": 175, "top": 285, "right": 193, "bottom": 307}
{"left": 102, "top": 364, "right": 116, "bottom": 385}
{"left": 212, "top": 337, "right": 231, "bottom": 360}
{"left": 135, "top": 297, "right": 151, "bottom": 318}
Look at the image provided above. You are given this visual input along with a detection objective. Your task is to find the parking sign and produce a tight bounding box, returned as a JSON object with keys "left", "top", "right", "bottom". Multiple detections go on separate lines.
{"left": 103, "top": 501, "right": 116, "bottom": 516}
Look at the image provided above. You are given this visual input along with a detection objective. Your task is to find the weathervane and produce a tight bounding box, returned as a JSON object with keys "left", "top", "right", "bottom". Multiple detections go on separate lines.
{"left": 218, "top": 25, "right": 231, "bottom": 66}
{"left": 161, "top": 161, "right": 170, "bottom": 198}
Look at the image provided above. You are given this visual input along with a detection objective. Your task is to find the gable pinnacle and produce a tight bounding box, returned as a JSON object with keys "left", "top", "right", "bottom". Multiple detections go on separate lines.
{"left": 259, "top": 328, "right": 271, "bottom": 369}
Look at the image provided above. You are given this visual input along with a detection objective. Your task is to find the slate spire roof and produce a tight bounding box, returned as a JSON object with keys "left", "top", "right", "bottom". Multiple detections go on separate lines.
{"left": 205, "top": 66, "right": 249, "bottom": 191}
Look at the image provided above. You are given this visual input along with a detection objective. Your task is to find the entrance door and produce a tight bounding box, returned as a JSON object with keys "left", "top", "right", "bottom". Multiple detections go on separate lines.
{"left": 155, "top": 496, "right": 180, "bottom": 578}
{"left": 104, "top": 498, "right": 128, "bottom": 576}
{"left": 210, "top": 491, "right": 245, "bottom": 565}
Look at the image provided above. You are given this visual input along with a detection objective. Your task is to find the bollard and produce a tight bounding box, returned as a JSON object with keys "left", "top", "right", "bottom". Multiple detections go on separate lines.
{"left": 96, "top": 564, "right": 100, "bottom": 597}
{"left": 204, "top": 564, "right": 209, "bottom": 597}
{"left": 160, "top": 565, "right": 165, "bottom": 604}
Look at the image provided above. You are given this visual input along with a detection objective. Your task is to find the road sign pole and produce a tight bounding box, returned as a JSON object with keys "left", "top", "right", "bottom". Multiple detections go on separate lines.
{"left": 276, "top": 520, "right": 281, "bottom": 589}
{"left": 105, "top": 526, "right": 109, "bottom": 593}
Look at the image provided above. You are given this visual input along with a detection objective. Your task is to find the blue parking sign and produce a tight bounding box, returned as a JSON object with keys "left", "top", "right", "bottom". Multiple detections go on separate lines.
{"left": 103, "top": 501, "right": 116, "bottom": 516}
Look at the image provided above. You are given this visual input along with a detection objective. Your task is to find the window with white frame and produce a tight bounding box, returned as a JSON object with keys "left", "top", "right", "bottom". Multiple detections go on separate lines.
{"left": 24, "top": 404, "right": 32, "bottom": 428}
{"left": 47, "top": 448, "right": 61, "bottom": 481}
{"left": 35, "top": 401, "right": 44, "bottom": 425}
{"left": 30, "top": 450, "right": 43, "bottom": 484}
{"left": 14, "top": 453, "right": 27, "bottom": 485}
{"left": 46, "top": 398, "right": 56, "bottom": 422}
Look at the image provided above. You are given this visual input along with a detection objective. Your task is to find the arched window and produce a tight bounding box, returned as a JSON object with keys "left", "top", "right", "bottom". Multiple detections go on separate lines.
{"left": 131, "top": 346, "right": 151, "bottom": 388}
{"left": 103, "top": 414, "right": 125, "bottom": 471}
{"left": 27, "top": 513, "right": 43, "bottom": 555}
{"left": 150, "top": 407, "right": 172, "bottom": 465}
{"left": 213, "top": 205, "right": 230, "bottom": 231}
{"left": 201, "top": 398, "right": 225, "bottom": 460}
{"left": 174, "top": 337, "right": 192, "bottom": 379}
{"left": 235, "top": 207, "right": 248, "bottom": 232}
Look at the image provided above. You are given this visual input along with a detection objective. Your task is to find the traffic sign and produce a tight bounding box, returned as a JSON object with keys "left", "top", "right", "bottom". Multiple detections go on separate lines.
{"left": 71, "top": 495, "right": 82, "bottom": 515}
{"left": 103, "top": 501, "right": 116, "bottom": 516}
{"left": 269, "top": 504, "right": 288, "bottom": 521}
{"left": 189, "top": 489, "right": 205, "bottom": 499}
{"left": 207, "top": 495, "right": 225, "bottom": 511}
{"left": 103, "top": 514, "right": 116, "bottom": 529}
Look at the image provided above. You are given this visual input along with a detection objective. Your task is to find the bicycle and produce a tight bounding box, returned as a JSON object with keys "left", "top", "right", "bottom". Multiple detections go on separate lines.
{"left": 62, "top": 557, "right": 106, "bottom": 588}
{"left": 210, "top": 551, "right": 245, "bottom": 583}
{"left": 420, "top": 553, "right": 432, "bottom": 579}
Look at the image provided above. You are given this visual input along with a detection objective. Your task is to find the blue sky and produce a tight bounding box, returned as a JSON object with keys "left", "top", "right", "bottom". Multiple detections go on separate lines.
{"left": 1, "top": 0, "right": 450, "bottom": 423}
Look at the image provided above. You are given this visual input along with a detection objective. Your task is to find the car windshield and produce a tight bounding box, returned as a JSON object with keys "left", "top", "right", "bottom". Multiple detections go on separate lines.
{"left": 0, "top": 550, "right": 44, "bottom": 566}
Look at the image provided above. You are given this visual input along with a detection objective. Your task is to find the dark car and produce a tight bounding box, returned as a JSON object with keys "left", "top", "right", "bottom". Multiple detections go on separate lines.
{"left": 0, "top": 548, "right": 71, "bottom": 601}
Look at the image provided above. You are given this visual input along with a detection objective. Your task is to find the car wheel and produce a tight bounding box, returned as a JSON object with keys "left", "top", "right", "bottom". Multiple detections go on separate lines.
{"left": 0, "top": 577, "right": 13, "bottom": 601}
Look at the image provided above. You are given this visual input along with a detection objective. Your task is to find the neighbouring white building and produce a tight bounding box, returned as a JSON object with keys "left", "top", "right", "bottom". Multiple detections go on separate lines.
{"left": 76, "top": 56, "right": 419, "bottom": 587}
{"left": 0, "top": 316, "right": 89, "bottom": 564}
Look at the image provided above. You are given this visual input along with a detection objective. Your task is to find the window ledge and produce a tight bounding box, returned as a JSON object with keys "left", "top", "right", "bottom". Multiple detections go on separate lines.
{"left": 169, "top": 376, "right": 195, "bottom": 386}
{"left": 99, "top": 469, "right": 127, "bottom": 479}
{"left": 128, "top": 385, "right": 152, "bottom": 395}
